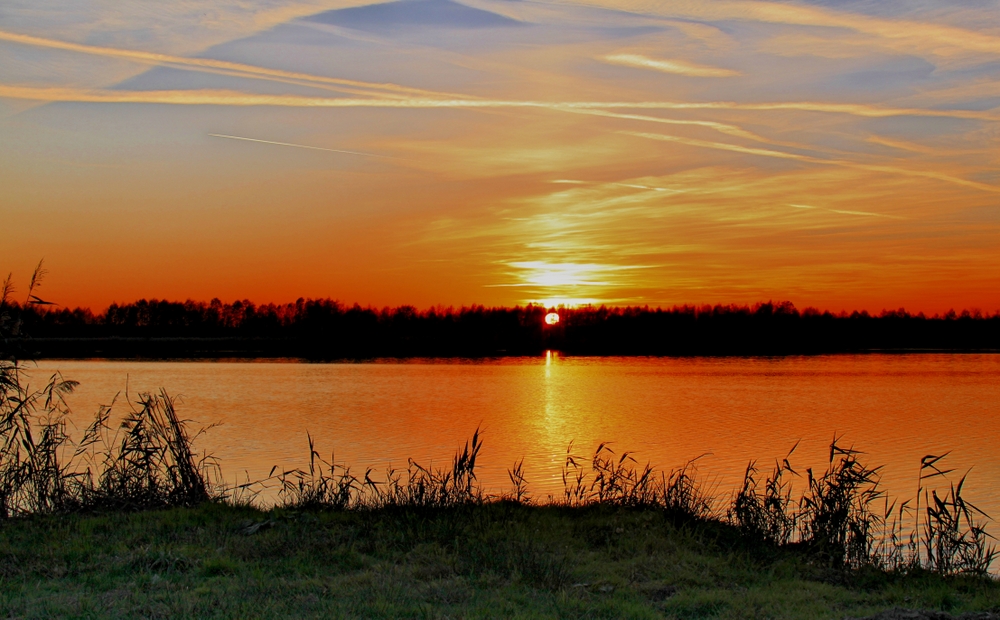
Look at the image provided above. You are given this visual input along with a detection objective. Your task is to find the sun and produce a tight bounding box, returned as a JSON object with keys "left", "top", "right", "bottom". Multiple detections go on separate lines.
{"left": 544, "top": 312, "right": 560, "bottom": 325}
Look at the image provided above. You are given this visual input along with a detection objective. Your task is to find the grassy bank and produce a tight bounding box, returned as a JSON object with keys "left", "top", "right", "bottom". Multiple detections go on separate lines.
{"left": 3, "top": 501, "right": 999, "bottom": 619}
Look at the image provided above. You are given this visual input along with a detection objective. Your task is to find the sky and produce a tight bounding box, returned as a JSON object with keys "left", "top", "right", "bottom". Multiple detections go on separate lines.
{"left": 1, "top": 0, "right": 999, "bottom": 313}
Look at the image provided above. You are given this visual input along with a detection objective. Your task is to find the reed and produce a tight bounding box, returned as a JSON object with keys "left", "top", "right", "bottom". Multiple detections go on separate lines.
{"left": 798, "top": 438, "right": 886, "bottom": 568}
{"left": 725, "top": 438, "right": 996, "bottom": 575}
{"left": 77, "top": 390, "right": 217, "bottom": 510}
{"left": 1, "top": 266, "right": 217, "bottom": 516}
{"left": 921, "top": 472, "right": 997, "bottom": 575}
{"left": 728, "top": 449, "right": 797, "bottom": 546}
{"left": 505, "top": 457, "right": 529, "bottom": 504}
{"left": 1, "top": 263, "right": 83, "bottom": 516}
{"left": 659, "top": 456, "right": 716, "bottom": 519}
{"left": 0, "top": 368, "right": 81, "bottom": 516}
{"left": 272, "top": 432, "right": 362, "bottom": 510}
{"left": 0, "top": 378, "right": 218, "bottom": 515}
{"left": 273, "top": 428, "right": 485, "bottom": 510}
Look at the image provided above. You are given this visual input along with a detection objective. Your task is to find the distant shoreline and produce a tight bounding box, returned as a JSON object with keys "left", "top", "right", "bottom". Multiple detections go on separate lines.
{"left": 8, "top": 299, "right": 1000, "bottom": 359}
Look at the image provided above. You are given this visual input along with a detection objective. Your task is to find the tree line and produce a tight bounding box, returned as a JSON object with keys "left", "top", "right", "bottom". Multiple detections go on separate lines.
{"left": 5, "top": 298, "right": 1000, "bottom": 358}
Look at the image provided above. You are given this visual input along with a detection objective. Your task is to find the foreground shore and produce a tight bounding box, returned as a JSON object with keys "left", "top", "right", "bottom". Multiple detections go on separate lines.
{"left": 2, "top": 502, "right": 998, "bottom": 619}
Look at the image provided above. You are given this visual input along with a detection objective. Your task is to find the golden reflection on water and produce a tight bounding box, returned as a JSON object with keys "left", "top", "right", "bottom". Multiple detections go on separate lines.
{"left": 32, "top": 355, "right": 1000, "bottom": 512}
{"left": 542, "top": 350, "right": 565, "bottom": 494}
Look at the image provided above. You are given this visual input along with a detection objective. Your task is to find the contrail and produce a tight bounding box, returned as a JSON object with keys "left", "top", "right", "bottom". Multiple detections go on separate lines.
{"left": 0, "top": 29, "right": 466, "bottom": 101}
{"left": 207, "top": 133, "right": 397, "bottom": 159}
{"left": 626, "top": 131, "right": 1000, "bottom": 194}
{"left": 788, "top": 204, "right": 906, "bottom": 220}
{"left": 2, "top": 85, "right": 997, "bottom": 121}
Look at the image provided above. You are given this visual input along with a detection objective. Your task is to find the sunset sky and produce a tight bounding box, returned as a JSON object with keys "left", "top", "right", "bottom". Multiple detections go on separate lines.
{"left": 1, "top": 0, "right": 999, "bottom": 313}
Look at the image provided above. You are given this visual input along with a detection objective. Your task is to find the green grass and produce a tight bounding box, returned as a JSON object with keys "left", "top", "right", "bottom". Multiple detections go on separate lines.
{"left": 2, "top": 502, "right": 998, "bottom": 619}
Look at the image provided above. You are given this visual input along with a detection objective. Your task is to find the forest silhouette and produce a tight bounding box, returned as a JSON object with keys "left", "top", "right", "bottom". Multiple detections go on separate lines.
{"left": 7, "top": 298, "right": 1000, "bottom": 358}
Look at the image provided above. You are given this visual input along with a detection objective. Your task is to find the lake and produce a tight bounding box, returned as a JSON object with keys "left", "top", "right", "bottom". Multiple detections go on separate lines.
{"left": 30, "top": 354, "right": 1000, "bottom": 517}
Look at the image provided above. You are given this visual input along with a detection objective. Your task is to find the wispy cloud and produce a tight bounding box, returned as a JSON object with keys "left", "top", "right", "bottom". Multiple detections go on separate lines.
{"left": 0, "top": 1, "right": 385, "bottom": 57}
{"left": 416, "top": 166, "right": 947, "bottom": 308}
{"left": 487, "top": 260, "right": 654, "bottom": 305}
{"left": 547, "top": 0, "right": 1000, "bottom": 58}
{"left": 603, "top": 53, "right": 740, "bottom": 77}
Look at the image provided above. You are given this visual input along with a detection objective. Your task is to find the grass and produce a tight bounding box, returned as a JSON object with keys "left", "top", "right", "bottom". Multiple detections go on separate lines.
{"left": 2, "top": 501, "right": 1000, "bottom": 618}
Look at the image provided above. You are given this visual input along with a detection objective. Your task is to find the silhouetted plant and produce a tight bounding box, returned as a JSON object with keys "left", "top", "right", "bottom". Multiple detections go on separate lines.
{"left": 798, "top": 438, "right": 885, "bottom": 568}
{"left": 555, "top": 442, "right": 715, "bottom": 517}
{"left": 505, "top": 457, "right": 529, "bottom": 504}
{"left": 660, "top": 456, "right": 716, "bottom": 519}
{"left": 729, "top": 447, "right": 798, "bottom": 545}
{"left": 917, "top": 457, "right": 997, "bottom": 575}
{"left": 590, "top": 443, "right": 657, "bottom": 506}
{"left": 78, "top": 390, "right": 217, "bottom": 510}
{"left": 874, "top": 496, "right": 919, "bottom": 572}
{"left": 0, "top": 262, "right": 84, "bottom": 517}
{"left": 1, "top": 264, "right": 216, "bottom": 516}
{"left": 276, "top": 432, "right": 361, "bottom": 510}
{"left": 277, "top": 428, "right": 484, "bottom": 510}
{"left": 561, "top": 441, "right": 588, "bottom": 506}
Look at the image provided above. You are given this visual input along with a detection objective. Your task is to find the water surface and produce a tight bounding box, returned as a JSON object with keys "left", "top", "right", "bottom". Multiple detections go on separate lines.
{"left": 32, "top": 354, "right": 1000, "bottom": 514}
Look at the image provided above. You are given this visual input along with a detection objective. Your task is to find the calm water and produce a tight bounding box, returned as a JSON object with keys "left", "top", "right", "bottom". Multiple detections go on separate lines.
{"left": 31, "top": 354, "right": 1000, "bottom": 514}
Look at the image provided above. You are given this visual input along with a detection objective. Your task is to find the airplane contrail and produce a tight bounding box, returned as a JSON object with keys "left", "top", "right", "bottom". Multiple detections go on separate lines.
{"left": 0, "top": 29, "right": 465, "bottom": 101}
{"left": 2, "top": 84, "right": 996, "bottom": 121}
{"left": 788, "top": 204, "right": 906, "bottom": 220}
{"left": 626, "top": 131, "right": 1000, "bottom": 194}
{"left": 207, "top": 133, "right": 398, "bottom": 159}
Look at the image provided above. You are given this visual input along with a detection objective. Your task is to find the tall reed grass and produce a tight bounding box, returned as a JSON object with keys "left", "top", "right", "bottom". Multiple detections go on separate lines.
{"left": 726, "top": 437, "right": 996, "bottom": 574}
{"left": 262, "top": 427, "right": 996, "bottom": 576}
{"left": 1, "top": 264, "right": 216, "bottom": 516}
{"left": 271, "top": 428, "right": 484, "bottom": 510}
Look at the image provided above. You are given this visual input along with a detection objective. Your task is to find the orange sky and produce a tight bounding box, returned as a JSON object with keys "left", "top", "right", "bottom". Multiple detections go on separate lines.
{"left": 1, "top": 0, "right": 999, "bottom": 314}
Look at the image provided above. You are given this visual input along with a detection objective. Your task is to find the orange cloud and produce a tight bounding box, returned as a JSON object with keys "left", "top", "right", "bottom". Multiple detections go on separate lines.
{"left": 603, "top": 53, "right": 740, "bottom": 77}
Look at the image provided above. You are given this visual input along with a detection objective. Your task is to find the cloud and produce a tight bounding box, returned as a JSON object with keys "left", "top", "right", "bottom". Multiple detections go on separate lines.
{"left": 0, "top": 29, "right": 460, "bottom": 100}
{"left": 625, "top": 131, "right": 1000, "bottom": 194}
{"left": 0, "top": 0, "right": 383, "bottom": 56}
{"left": 863, "top": 135, "right": 987, "bottom": 159}
{"left": 545, "top": 0, "right": 1000, "bottom": 59}
{"left": 603, "top": 53, "right": 740, "bottom": 77}
{"left": 415, "top": 166, "right": 945, "bottom": 307}
{"left": 3, "top": 83, "right": 997, "bottom": 122}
